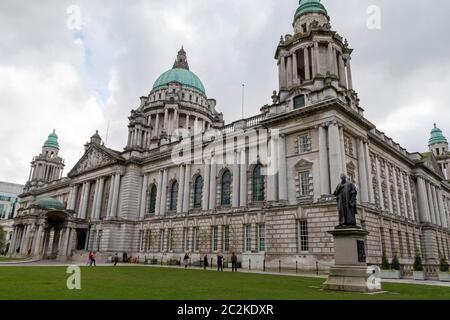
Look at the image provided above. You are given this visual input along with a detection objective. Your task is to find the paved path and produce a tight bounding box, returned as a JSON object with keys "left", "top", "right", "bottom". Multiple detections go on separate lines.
{"left": 1, "top": 260, "right": 449, "bottom": 288}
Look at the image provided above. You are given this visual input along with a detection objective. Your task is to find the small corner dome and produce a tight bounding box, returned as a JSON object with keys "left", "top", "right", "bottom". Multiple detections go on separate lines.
{"left": 151, "top": 47, "right": 206, "bottom": 95}
{"left": 295, "top": 0, "right": 327, "bottom": 19}
{"left": 43, "top": 130, "right": 59, "bottom": 149}
{"left": 429, "top": 124, "right": 448, "bottom": 146}
{"left": 33, "top": 197, "right": 65, "bottom": 210}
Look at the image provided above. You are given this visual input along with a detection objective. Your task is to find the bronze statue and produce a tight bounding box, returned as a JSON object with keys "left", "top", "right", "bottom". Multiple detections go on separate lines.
{"left": 333, "top": 174, "right": 358, "bottom": 228}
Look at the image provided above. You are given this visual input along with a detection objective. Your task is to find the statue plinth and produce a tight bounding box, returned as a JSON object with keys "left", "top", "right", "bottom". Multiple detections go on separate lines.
{"left": 323, "top": 226, "right": 382, "bottom": 293}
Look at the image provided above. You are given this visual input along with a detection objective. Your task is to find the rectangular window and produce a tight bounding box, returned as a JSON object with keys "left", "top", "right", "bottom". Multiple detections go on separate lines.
{"left": 159, "top": 229, "right": 165, "bottom": 252}
{"left": 406, "top": 232, "right": 411, "bottom": 258}
{"left": 299, "top": 171, "right": 310, "bottom": 196}
{"left": 223, "top": 226, "right": 230, "bottom": 252}
{"left": 389, "top": 229, "right": 395, "bottom": 256}
{"left": 398, "top": 231, "right": 404, "bottom": 258}
{"left": 212, "top": 226, "right": 218, "bottom": 251}
{"left": 258, "top": 224, "right": 265, "bottom": 252}
{"left": 244, "top": 224, "right": 252, "bottom": 252}
{"left": 167, "top": 229, "right": 173, "bottom": 251}
{"left": 298, "top": 220, "right": 309, "bottom": 252}
{"left": 298, "top": 134, "right": 311, "bottom": 153}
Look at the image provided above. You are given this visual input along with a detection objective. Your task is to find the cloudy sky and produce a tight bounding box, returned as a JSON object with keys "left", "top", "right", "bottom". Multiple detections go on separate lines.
{"left": 1, "top": 0, "right": 450, "bottom": 184}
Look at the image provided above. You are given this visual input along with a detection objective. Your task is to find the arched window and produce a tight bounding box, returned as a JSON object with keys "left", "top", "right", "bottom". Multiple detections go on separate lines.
{"left": 148, "top": 185, "right": 157, "bottom": 214}
{"left": 193, "top": 176, "right": 203, "bottom": 209}
{"left": 221, "top": 170, "right": 231, "bottom": 205}
{"left": 169, "top": 181, "right": 178, "bottom": 211}
{"left": 252, "top": 165, "right": 265, "bottom": 202}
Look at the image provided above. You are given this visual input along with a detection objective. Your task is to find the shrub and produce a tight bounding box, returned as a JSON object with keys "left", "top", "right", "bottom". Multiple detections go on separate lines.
{"left": 391, "top": 256, "right": 400, "bottom": 271}
{"left": 381, "top": 253, "right": 390, "bottom": 270}
{"left": 439, "top": 258, "right": 449, "bottom": 272}
{"left": 413, "top": 255, "right": 423, "bottom": 271}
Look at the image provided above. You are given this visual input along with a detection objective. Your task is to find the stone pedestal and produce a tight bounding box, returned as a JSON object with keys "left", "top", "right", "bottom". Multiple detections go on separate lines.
{"left": 323, "top": 227, "right": 382, "bottom": 293}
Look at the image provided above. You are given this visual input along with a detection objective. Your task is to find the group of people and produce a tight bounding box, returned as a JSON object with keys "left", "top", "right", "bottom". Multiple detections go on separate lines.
{"left": 182, "top": 252, "right": 239, "bottom": 272}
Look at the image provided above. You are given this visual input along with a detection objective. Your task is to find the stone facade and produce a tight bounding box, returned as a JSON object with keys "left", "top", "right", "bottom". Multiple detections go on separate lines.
{"left": 9, "top": 0, "right": 450, "bottom": 277}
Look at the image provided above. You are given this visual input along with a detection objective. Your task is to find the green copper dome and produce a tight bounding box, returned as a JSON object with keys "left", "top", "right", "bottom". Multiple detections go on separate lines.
{"left": 33, "top": 197, "right": 65, "bottom": 210}
{"left": 152, "top": 68, "right": 206, "bottom": 94}
{"left": 429, "top": 124, "right": 448, "bottom": 146}
{"left": 43, "top": 130, "right": 59, "bottom": 149}
{"left": 295, "top": 0, "right": 327, "bottom": 19}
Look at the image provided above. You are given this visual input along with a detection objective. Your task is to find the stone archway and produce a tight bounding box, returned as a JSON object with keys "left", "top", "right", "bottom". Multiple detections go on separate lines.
{"left": 41, "top": 211, "right": 70, "bottom": 260}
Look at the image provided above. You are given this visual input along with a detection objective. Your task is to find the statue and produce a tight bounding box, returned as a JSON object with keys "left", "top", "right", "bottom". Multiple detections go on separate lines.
{"left": 333, "top": 174, "right": 358, "bottom": 228}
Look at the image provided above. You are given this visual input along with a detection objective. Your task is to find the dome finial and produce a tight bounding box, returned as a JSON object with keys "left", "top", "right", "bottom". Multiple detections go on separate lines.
{"left": 173, "top": 46, "right": 189, "bottom": 70}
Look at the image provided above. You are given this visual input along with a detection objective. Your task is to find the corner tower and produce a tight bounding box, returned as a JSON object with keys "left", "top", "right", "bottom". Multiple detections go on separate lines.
{"left": 429, "top": 123, "right": 449, "bottom": 180}
{"left": 25, "top": 130, "right": 65, "bottom": 190}
{"left": 274, "top": 0, "right": 360, "bottom": 113}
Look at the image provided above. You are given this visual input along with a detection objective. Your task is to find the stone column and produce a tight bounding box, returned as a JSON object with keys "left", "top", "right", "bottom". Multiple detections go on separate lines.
{"left": 327, "top": 42, "right": 334, "bottom": 76}
{"left": 60, "top": 227, "right": 70, "bottom": 257}
{"left": 314, "top": 41, "right": 320, "bottom": 76}
{"left": 106, "top": 175, "right": 115, "bottom": 217}
{"left": 375, "top": 156, "right": 384, "bottom": 210}
{"left": 311, "top": 42, "right": 318, "bottom": 77}
{"left": 139, "top": 174, "right": 149, "bottom": 219}
{"left": 363, "top": 141, "right": 374, "bottom": 203}
{"left": 80, "top": 182, "right": 91, "bottom": 220}
{"left": 267, "top": 137, "right": 278, "bottom": 202}
{"left": 155, "top": 170, "right": 163, "bottom": 215}
{"left": 20, "top": 225, "right": 30, "bottom": 254}
{"left": 9, "top": 227, "right": 18, "bottom": 255}
{"left": 94, "top": 178, "right": 104, "bottom": 220}
{"left": 163, "top": 108, "right": 169, "bottom": 130}
{"left": 110, "top": 174, "right": 121, "bottom": 218}
{"left": 286, "top": 55, "right": 292, "bottom": 87}
{"left": 194, "top": 117, "right": 199, "bottom": 135}
{"left": 203, "top": 160, "right": 210, "bottom": 211}
{"left": 160, "top": 169, "right": 168, "bottom": 216}
{"left": 77, "top": 183, "right": 86, "bottom": 218}
{"left": 425, "top": 182, "right": 436, "bottom": 224}
{"left": 339, "top": 125, "right": 347, "bottom": 177}
{"left": 154, "top": 113, "right": 160, "bottom": 137}
{"left": 32, "top": 225, "right": 43, "bottom": 256}
{"left": 416, "top": 177, "right": 430, "bottom": 222}
{"left": 328, "top": 122, "right": 342, "bottom": 191}
{"left": 392, "top": 168, "right": 401, "bottom": 216}
{"left": 209, "top": 157, "right": 217, "bottom": 210}
{"left": 91, "top": 180, "right": 99, "bottom": 219}
{"left": 357, "top": 138, "right": 369, "bottom": 203}
{"left": 406, "top": 176, "right": 415, "bottom": 221}
{"left": 432, "top": 186, "right": 442, "bottom": 226}
{"left": 232, "top": 152, "right": 240, "bottom": 207}
{"left": 177, "top": 165, "right": 185, "bottom": 214}
{"left": 183, "top": 164, "right": 191, "bottom": 213}
{"left": 304, "top": 47, "right": 310, "bottom": 81}
{"left": 385, "top": 162, "right": 393, "bottom": 213}
{"left": 318, "top": 124, "right": 330, "bottom": 195}
{"left": 240, "top": 149, "right": 248, "bottom": 207}
{"left": 399, "top": 172, "right": 408, "bottom": 219}
{"left": 346, "top": 58, "right": 353, "bottom": 90}
{"left": 339, "top": 54, "right": 347, "bottom": 87}
{"left": 292, "top": 51, "right": 298, "bottom": 84}
{"left": 278, "top": 134, "right": 288, "bottom": 201}
{"left": 437, "top": 188, "right": 447, "bottom": 228}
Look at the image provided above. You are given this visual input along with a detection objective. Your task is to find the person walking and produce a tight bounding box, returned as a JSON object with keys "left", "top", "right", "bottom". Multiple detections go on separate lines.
{"left": 203, "top": 255, "right": 208, "bottom": 270}
{"left": 217, "top": 253, "right": 224, "bottom": 272}
{"left": 183, "top": 253, "right": 190, "bottom": 268}
{"left": 87, "top": 251, "right": 93, "bottom": 266}
{"left": 89, "top": 252, "right": 96, "bottom": 266}
{"left": 113, "top": 253, "right": 119, "bottom": 266}
{"left": 231, "top": 252, "right": 238, "bottom": 272}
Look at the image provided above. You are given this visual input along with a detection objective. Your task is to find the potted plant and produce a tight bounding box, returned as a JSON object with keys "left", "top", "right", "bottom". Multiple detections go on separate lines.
{"left": 438, "top": 258, "right": 450, "bottom": 282}
{"left": 413, "top": 255, "right": 425, "bottom": 280}
{"left": 380, "top": 254, "right": 401, "bottom": 279}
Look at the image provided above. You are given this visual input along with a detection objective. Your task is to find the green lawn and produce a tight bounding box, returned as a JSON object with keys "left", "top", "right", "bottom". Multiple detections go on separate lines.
{"left": 0, "top": 266, "right": 448, "bottom": 300}
{"left": 0, "top": 256, "right": 28, "bottom": 262}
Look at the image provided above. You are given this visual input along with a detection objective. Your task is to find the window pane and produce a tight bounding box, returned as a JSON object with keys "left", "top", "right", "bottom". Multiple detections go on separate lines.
{"left": 170, "top": 181, "right": 178, "bottom": 211}
{"left": 259, "top": 224, "right": 265, "bottom": 252}
{"left": 298, "top": 220, "right": 309, "bottom": 252}
{"left": 149, "top": 185, "right": 157, "bottom": 214}
{"left": 299, "top": 172, "right": 310, "bottom": 196}
{"left": 252, "top": 165, "right": 265, "bottom": 202}
{"left": 194, "top": 176, "right": 203, "bottom": 209}
{"left": 221, "top": 170, "right": 231, "bottom": 205}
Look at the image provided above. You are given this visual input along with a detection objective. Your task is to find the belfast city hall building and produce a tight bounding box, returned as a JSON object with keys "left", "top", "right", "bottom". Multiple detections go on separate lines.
{"left": 9, "top": 0, "right": 450, "bottom": 276}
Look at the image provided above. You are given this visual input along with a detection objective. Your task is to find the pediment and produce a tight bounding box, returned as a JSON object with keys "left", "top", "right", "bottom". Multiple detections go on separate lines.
{"left": 422, "top": 154, "right": 445, "bottom": 179}
{"left": 68, "top": 145, "right": 122, "bottom": 177}
{"left": 294, "top": 158, "right": 314, "bottom": 170}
